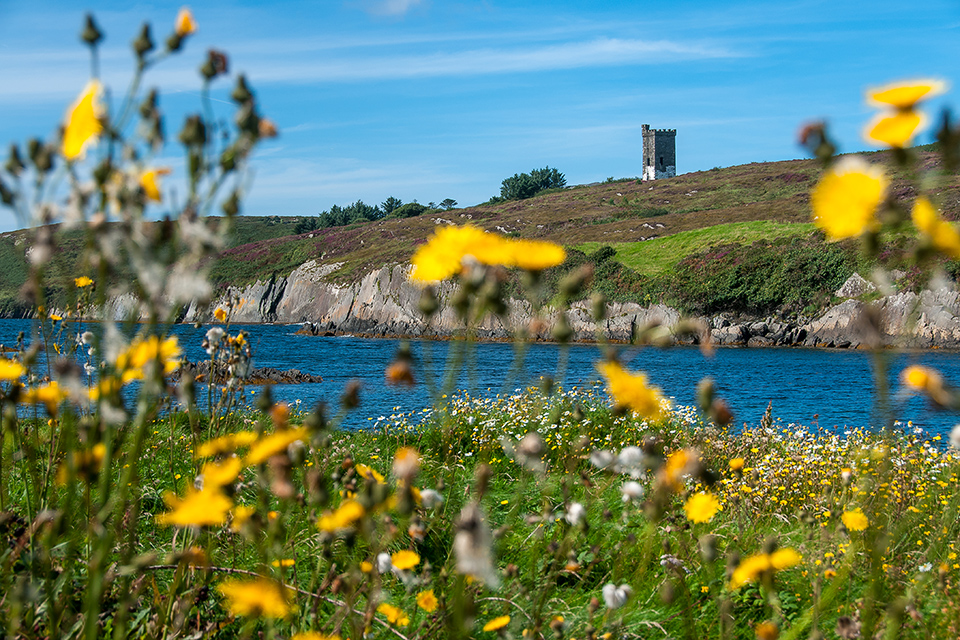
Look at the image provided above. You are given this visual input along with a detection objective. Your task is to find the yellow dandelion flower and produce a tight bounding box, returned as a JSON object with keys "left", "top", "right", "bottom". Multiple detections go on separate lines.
{"left": 196, "top": 430, "right": 258, "bottom": 458}
{"left": 730, "top": 553, "right": 772, "bottom": 589}
{"left": 728, "top": 457, "right": 745, "bottom": 471}
{"left": 174, "top": 6, "right": 197, "bottom": 36}
{"left": 116, "top": 335, "right": 182, "bottom": 382}
{"left": 292, "top": 634, "right": 341, "bottom": 640}
{"left": 139, "top": 168, "right": 171, "bottom": 202}
{"left": 0, "top": 357, "right": 25, "bottom": 381}
{"left": 483, "top": 615, "right": 511, "bottom": 632}
{"left": 842, "top": 508, "right": 869, "bottom": 532}
{"left": 755, "top": 620, "right": 779, "bottom": 640}
{"left": 683, "top": 492, "right": 720, "bottom": 524}
{"left": 156, "top": 488, "right": 232, "bottom": 527}
{"left": 506, "top": 238, "right": 566, "bottom": 271}
{"left": 912, "top": 197, "right": 960, "bottom": 258}
{"left": 271, "top": 558, "right": 295, "bottom": 567}
{"left": 62, "top": 80, "right": 103, "bottom": 160}
{"left": 217, "top": 577, "right": 295, "bottom": 618}
{"left": 377, "top": 603, "right": 410, "bottom": 627}
{"left": 354, "top": 463, "right": 386, "bottom": 484}
{"left": 230, "top": 504, "right": 255, "bottom": 532}
{"left": 360, "top": 561, "right": 374, "bottom": 573}
{"left": 596, "top": 360, "right": 665, "bottom": 419}
{"left": 410, "top": 224, "right": 509, "bottom": 282}
{"left": 317, "top": 499, "right": 365, "bottom": 533}
{"left": 22, "top": 381, "right": 68, "bottom": 414}
{"left": 200, "top": 457, "right": 242, "bottom": 489}
{"left": 214, "top": 307, "right": 228, "bottom": 322}
{"left": 903, "top": 364, "right": 941, "bottom": 391}
{"left": 390, "top": 550, "right": 420, "bottom": 571}
{"left": 74, "top": 276, "right": 94, "bottom": 288}
{"left": 245, "top": 427, "right": 308, "bottom": 465}
{"left": 770, "top": 548, "right": 802, "bottom": 570}
{"left": 811, "top": 157, "right": 887, "bottom": 241}
{"left": 867, "top": 79, "right": 947, "bottom": 109}
{"left": 416, "top": 589, "right": 438, "bottom": 613}
{"left": 56, "top": 442, "right": 107, "bottom": 485}
{"left": 864, "top": 110, "right": 925, "bottom": 148}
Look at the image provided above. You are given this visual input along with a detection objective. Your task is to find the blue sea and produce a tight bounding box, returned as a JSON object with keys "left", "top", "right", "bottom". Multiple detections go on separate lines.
{"left": 3, "top": 318, "right": 960, "bottom": 438}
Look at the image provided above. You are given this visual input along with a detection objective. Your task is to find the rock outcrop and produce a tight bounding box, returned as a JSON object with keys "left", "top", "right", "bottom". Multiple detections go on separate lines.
{"left": 91, "top": 259, "right": 960, "bottom": 349}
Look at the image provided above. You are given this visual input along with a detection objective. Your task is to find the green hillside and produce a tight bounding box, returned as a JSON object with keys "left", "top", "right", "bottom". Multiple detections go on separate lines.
{"left": 2, "top": 148, "right": 959, "bottom": 318}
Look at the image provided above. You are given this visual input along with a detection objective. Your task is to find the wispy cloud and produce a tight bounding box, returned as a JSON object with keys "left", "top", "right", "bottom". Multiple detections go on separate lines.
{"left": 242, "top": 37, "right": 741, "bottom": 85}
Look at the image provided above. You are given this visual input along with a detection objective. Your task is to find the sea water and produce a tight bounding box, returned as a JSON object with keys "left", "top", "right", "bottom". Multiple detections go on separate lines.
{"left": 2, "top": 318, "right": 959, "bottom": 437}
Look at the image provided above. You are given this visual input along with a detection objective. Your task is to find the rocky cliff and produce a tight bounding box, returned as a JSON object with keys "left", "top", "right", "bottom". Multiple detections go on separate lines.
{"left": 175, "top": 263, "right": 960, "bottom": 349}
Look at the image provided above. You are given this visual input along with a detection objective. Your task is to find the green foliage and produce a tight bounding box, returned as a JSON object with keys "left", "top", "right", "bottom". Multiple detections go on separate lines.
{"left": 318, "top": 199, "right": 383, "bottom": 228}
{"left": 388, "top": 202, "right": 428, "bottom": 219}
{"left": 381, "top": 196, "right": 403, "bottom": 215}
{"left": 661, "top": 235, "right": 855, "bottom": 315}
{"left": 499, "top": 166, "right": 566, "bottom": 200}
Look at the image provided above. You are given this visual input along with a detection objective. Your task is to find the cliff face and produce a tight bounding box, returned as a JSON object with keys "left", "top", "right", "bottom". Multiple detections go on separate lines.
{"left": 180, "top": 262, "right": 960, "bottom": 349}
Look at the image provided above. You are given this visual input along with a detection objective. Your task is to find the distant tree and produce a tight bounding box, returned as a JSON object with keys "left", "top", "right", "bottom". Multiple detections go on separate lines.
{"left": 439, "top": 198, "right": 458, "bottom": 210}
{"left": 499, "top": 166, "right": 566, "bottom": 201}
{"left": 389, "top": 202, "right": 428, "bottom": 219}
{"left": 294, "top": 216, "right": 320, "bottom": 234}
{"left": 381, "top": 196, "right": 403, "bottom": 215}
{"left": 316, "top": 200, "right": 382, "bottom": 229}
{"left": 427, "top": 202, "right": 436, "bottom": 209}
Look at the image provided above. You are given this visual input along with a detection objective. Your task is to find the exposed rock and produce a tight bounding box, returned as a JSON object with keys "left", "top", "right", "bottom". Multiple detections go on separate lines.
{"left": 836, "top": 273, "right": 876, "bottom": 299}
{"left": 176, "top": 360, "right": 323, "bottom": 385}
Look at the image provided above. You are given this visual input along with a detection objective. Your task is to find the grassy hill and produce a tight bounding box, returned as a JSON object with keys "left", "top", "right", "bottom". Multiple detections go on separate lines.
{"left": 2, "top": 148, "right": 959, "bottom": 318}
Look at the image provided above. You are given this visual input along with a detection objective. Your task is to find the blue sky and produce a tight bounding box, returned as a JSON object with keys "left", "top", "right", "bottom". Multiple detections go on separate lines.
{"left": 1, "top": 0, "right": 958, "bottom": 232}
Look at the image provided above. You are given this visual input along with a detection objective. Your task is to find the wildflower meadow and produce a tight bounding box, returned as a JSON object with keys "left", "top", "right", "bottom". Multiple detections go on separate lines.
{"left": 2, "top": 11, "right": 960, "bottom": 640}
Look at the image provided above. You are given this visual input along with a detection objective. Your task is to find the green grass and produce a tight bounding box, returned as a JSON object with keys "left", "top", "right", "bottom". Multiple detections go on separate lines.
{"left": 577, "top": 221, "right": 818, "bottom": 277}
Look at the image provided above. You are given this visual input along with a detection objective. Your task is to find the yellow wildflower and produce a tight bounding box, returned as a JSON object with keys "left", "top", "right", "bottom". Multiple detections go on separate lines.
{"left": 865, "top": 110, "right": 925, "bottom": 148}
{"left": 864, "top": 80, "right": 947, "bottom": 148}
{"left": 728, "top": 457, "right": 745, "bottom": 471}
{"left": 214, "top": 307, "right": 228, "bottom": 322}
{"left": 416, "top": 589, "right": 438, "bottom": 613}
{"left": 730, "top": 548, "right": 801, "bottom": 589}
{"left": 56, "top": 442, "right": 107, "bottom": 485}
{"left": 867, "top": 79, "right": 947, "bottom": 109}
{"left": 317, "top": 499, "right": 365, "bottom": 533}
{"left": 196, "top": 430, "right": 258, "bottom": 458}
{"left": 377, "top": 603, "right": 410, "bottom": 627}
{"left": 174, "top": 7, "right": 197, "bottom": 36}
{"left": 200, "top": 457, "right": 242, "bottom": 489}
{"left": 292, "top": 634, "right": 341, "bottom": 640}
{"left": 116, "top": 335, "right": 182, "bottom": 382}
{"left": 271, "top": 558, "right": 295, "bottom": 567}
{"left": 355, "top": 463, "right": 386, "bottom": 484}
{"left": 683, "top": 492, "right": 720, "bottom": 524}
{"left": 391, "top": 550, "right": 420, "bottom": 571}
{"left": 410, "top": 224, "right": 509, "bottom": 282}
{"left": 245, "top": 427, "right": 308, "bottom": 465}
{"left": 156, "top": 488, "right": 232, "bottom": 527}
{"left": 842, "top": 508, "right": 869, "bottom": 532}
{"left": 0, "top": 357, "right": 25, "bottom": 381}
{"left": 74, "top": 276, "right": 94, "bottom": 288}
{"left": 62, "top": 80, "right": 103, "bottom": 160}
{"left": 596, "top": 360, "right": 665, "bottom": 419}
{"left": 139, "top": 168, "right": 171, "bottom": 202}
{"left": 755, "top": 621, "right": 779, "bottom": 640}
{"left": 770, "top": 548, "right": 802, "bottom": 570}
{"left": 217, "top": 577, "right": 296, "bottom": 618}
{"left": 912, "top": 197, "right": 960, "bottom": 258}
{"left": 483, "top": 615, "right": 511, "bottom": 632}
{"left": 811, "top": 157, "right": 887, "bottom": 241}
{"left": 409, "top": 224, "right": 565, "bottom": 282}
{"left": 901, "top": 364, "right": 950, "bottom": 405}
{"left": 22, "top": 381, "right": 68, "bottom": 414}
{"left": 506, "top": 239, "right": 567, "bottom": 271}
{"left": 230, "top": 504, "right": 255, "bottom": 532}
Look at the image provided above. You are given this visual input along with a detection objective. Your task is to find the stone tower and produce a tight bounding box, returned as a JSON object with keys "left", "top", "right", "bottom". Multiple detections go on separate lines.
{"left": 641, "top": 124, "right": 676, "bottom": 180}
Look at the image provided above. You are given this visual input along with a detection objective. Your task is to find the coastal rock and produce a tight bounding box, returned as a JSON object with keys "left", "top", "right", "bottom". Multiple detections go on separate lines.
{"left": 835, "top": 273, "right": 876, "bottom": 298}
